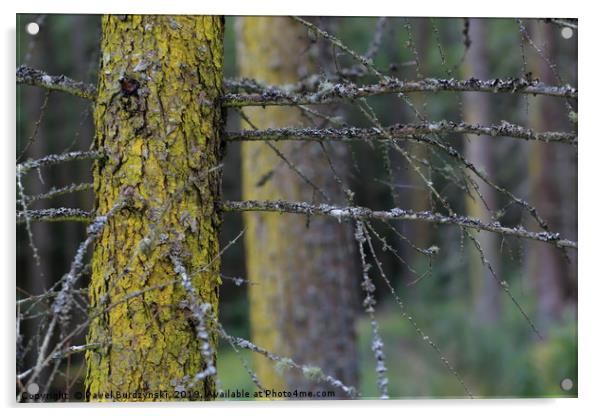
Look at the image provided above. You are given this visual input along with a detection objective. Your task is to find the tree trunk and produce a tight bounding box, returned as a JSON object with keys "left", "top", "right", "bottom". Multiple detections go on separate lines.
{"left": 85, "top": 15, "right": 224, "bottom": 401}
{"left": 527, "top": 21, "right": 568, "bottom": 327}
{"left": 236, "top": 17, "right": 358, "bottom": 395}
{"left": 463, "top": 18, "right": 500, "bottom": 323}
{"left": 387, "top": 18, "right": 433, "bottom": 285}
{"left": 404, "top": 18, "right": 433, "bottom": 252}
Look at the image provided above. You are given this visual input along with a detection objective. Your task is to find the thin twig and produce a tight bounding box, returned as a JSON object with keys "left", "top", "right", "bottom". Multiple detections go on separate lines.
{"left": 17, "top": 208, "right": 92, "bottom": 224}
{"left": 18, "top": 150, "right": 103, "bottom": 175}
{"left": 23, "top": 183, "right": 94, "bottom": 203}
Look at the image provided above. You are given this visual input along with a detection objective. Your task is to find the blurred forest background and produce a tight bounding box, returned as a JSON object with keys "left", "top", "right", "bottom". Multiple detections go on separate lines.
{"left": 16, "top": 15, "right": 577, "bottom": 398}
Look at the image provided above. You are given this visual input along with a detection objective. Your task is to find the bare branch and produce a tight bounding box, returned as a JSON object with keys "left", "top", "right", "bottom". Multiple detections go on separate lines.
{"left": 354, "top": 221, "right": 389, "bottom": 399}
{"left": 222, "top": 77, "right": 577, "bottom": 107}
{"left": 222, "top": 200, "right": 577, "bottom": 249}
{"left": 170, "top": 254, "right": 217, "bottom": 384}
{"left": 18, "top": 150, "right": 103, "bottom": 175}
{"left": 540, "top": 18, "right": 578, "bottom": 30}
{"left": 24, "top": 200, "right": 126, "bottom": 387}
{"left": 229, "top": 16, "right": 576, "bottom": 110}
{"left": 17, "top": 90, "right": 51, "bottom": 162}
{"left": 218, "top": 325, "right": 357, "bottom": 398}
{"left": 360, "top": 221, "right": 473, "bottom": 397}
{"left": 17, "top": 208, "right": 92, "bottom": 224}
{"left": 226, "top": 122, "right": 576, "bottom": 145}
{"left": 364, "top": 17, "right": 388, "bottom": 61}
{"left": 17, "top": 288, "right": 87, "bottom": 307}
{"left": 235, "top": 108, "right": 331, "bottom": 201}
{"left": 16, "top": 65, "right": 97, "bottom": 101}
{"left": 24, "top": 183, "right": 94, "bottom": 203}
{"left": 16, "top": 166, "right": 40, "bottom": 265}
{"left": 292, "top": 16, "right": 384, "bottom": 77}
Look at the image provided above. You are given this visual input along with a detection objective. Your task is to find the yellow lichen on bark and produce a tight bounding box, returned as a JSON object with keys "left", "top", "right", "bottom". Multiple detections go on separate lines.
{"left": 85, "top": 15, "right": 224, "bottom": 401}
{"left": 237, "top": 17, "right": 358, "bottom": 394}
{"left": 237, "top": 17, "right": 308, "bottom": 391}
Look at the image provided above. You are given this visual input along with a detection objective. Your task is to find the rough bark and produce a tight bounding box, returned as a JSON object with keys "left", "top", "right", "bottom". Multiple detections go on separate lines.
{"left": 85, "top": 15, "right": 224, "bottom": 401}
{"left": 463, "top": 18, "right": 500, "bottom": 323}
{"left": 236, "top": 16, "right": 358, "bottom": 396}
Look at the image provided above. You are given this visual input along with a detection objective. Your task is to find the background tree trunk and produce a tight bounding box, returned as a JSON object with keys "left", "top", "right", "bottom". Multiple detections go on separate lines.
{"left": 387, "top": 18, "right": 433, "bottom": 283}
{"left": 527, "top": 21, "right": 573, "bottom": 328}
{"left": 85, "top": 15, "right": 224, "bottom": 401}
{"left": 463, "top": 18, "right": 500, "bottom": 323}
{"left": 236, "top": 16, "right": 358, "bottom": 395}
{"left": 405, "top": 18, "right": 433, "bottom": 252}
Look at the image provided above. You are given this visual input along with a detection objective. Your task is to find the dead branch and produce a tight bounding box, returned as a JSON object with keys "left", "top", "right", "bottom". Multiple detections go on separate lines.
{"left": 222, "top": 77, "right": 577, "bottom": 107}
{"left": 17, "top": 208, "right": 92, "bottom": 224}
{"left": 218, "top": 325, "right": 357, "bottom": 398}
{"left": 16, "top": 65, "right": 97, "bottom": 101}
{"left": 225, "top": 122, "right": 577, "bottom": 145}
{"left": 222, "top": 200, "right": 577, "bottom": 249}
{"left": 23, "top": 183, "right": 94, "bottom": 203}
{"left": 542, "top": 18, "right": 578, "bottom": 30}
{"left": 18, "top": 150, "right": 103, "bottom": 175}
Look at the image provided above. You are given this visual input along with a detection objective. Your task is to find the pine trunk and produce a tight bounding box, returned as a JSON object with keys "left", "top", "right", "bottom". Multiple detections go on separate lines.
{"left": 85, "top": 15, "right": 224, "bottom": 401}
{"left": 236, "top": 17, "right": 358, "bottom": 395}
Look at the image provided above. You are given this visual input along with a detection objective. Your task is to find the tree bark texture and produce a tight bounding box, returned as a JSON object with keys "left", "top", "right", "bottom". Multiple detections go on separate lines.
{"left": 236, "top": 17, "right": 358, "bottom": 396}
{"left": 85, "top": 15, "right": 224, "bottom": 401}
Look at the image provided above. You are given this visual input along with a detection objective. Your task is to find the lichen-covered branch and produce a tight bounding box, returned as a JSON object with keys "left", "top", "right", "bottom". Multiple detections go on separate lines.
{"left": 354, "top": 221, "right": 389, "bottom": 399}
{"left": 542, "top": 18, "right": 578, "bottom": 30}
{"left": 291, "top": 16, "right": 384, "bottom": 77}
{"left": 24, "top": 200, "right": 126, "bottom": 387}
{"left": 225, "top": 15, "right": 578, "bottom": 109}
{"left": 18, "top": 151, "right": 103, "bottom": 175}
{"left": 225, "top": 121, "right": 577, "bottom": 145}
{"left": 361, "top": 222, "right": 474, "bottom": 397}
{"left": 170, "top": 255, "right": 217, "bottom": 385}
{"left": 16, "top": 65, "right": 97, "bottom": 101}
{"left": 223, "top": 78, "right": 577, "bottom": 108}
{"left": 218, "top": 325, "right": 358, "bottom": 398}
{"left": 17, "top": 288, "right": 88, "bottom": 307}
{"left": 23, "top": 183, "right": 94, "bottom": 203}
{"left": 16, "top": 208, "right": 92, "bottom": 224}
{"left": 222, "top": 200, "right": 577, "bottom": 249}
